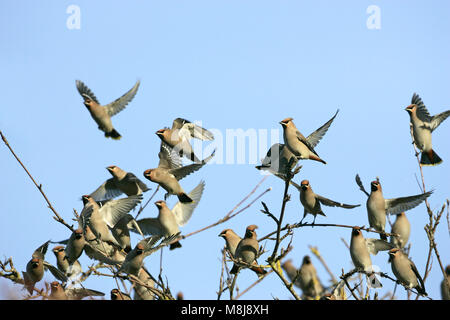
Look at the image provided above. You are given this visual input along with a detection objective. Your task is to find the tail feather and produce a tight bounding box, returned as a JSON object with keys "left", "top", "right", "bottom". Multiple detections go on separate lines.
{"left": 178, "top": 193, "right": 193, "bottom": 203}
{"left": 420, "top": 149, "right": 442, "bottom": 166}
{"left": 105, "top": 129, "right": 121, "bottom": 140}
{"left": 169, "top": 241, "right": 182, "bottom": 250}
{"left": 250, "top": 266, "right": 267, "bottom": 276}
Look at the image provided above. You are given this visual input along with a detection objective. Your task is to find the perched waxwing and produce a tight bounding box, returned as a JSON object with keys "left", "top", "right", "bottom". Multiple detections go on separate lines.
{"left": 65, "top": 228, "right": 85, "bottom": 264}
{"left": 230, "top": 225, "right": 266, "bottom": 276}
{"left": 255, "top": 143, "right": 298, "bottom": 178}
{"left": 82, "top": 225, "right": 123, "bottom": 266}
{"left": 143, "top": 142, "right": 214, "bottom": 203}
{"left": 111, "top": 288, "right": 131, "bottom": 300}
{"left": 156, "top": 118, "right": 214, "bottom": 163}
{"left": 49, "top": 281, "right": 105, "bottom": 300}
{"left": 441, "top": 265, "right": 450, "bottom": 300}
{"left": 350, "top": 227, "right": 393, "bottom": 273}
{"left": 297, "top": 256, "right": 325, "bottom": 299}
{"left": 52, "top": 246, "right": 82, "bottom": 278}
{"left": 355, "top": 174, "right": 432, "bottom": 240}
{"left": 219, "top": 228, "right": 266, "bottom": 277}
{"left": 405, "top": 93, "right": 450, "bottom": 166}
{"left": 291, "top": 179, "right": 360, "bottom": 224}
{"left": 22, "top": 241, "right": 67, "bottom": 294}
{"left": 219, "top": 229, "right": 241, "bottom": 257}
{"left": 134, "top": 181, "right": 205, "bottom": 250}
{"left": 80, "top": 194, "right": 142, "bottom": 248}
{"left": 279, "top": 110, "right": 339, "bottom": 165}
{"left": 388, "top": 248, "right": 427, "bottom": 296}
{"left": 390, "top": 212, "right": 411, "bottom": 249}
{"left": 117, "top": 235, "right": 177, "bottom": 276}
{"left": 90, "top": 165, "right": 150, "bottom": 202}
{"left": 75, "top": 79, "right": 140, "bottom": 139}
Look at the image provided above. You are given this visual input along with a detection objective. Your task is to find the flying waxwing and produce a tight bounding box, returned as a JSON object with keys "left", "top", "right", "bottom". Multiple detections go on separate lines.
{"left": 143, "top": 142, "right": 214, "bottom": 203}
{"left": 155, "top": 118, "right": 214, "bottom": 163}
{"left": 75, "top": 79, "right": 140, "bottom": 139}
{"left": 405, "top": 93, "right": 450, "bottom": 166}
{"left": 133, "top": 181, "right": 205, "bottom": 250}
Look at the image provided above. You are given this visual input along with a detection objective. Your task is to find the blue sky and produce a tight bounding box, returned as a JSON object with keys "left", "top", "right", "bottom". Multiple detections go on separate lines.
{"left": 0, "top": 1, "right": 449, "bottom": 300}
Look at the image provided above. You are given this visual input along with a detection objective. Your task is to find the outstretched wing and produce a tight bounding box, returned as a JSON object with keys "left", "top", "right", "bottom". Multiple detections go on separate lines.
{"left": 124, "top": 172, "right": 150, "bottom": 192}
{"left": 169, "top": 150, "right": 215, "bottom": 180}
{"left": 355, "top": 174, "right": 370, "bottom": 197}
{"left": 430, "top": 110, "right": 450, "bottom": 132}
{"left": 134, "top": 218, "right": 165, "bottom": 236}
{"left": 158, "top": 141, "right": 182, "bottom": 170}
{"left": 365, "top": 238, "right": 394, "bottom": 255}
{"left": 89, "top": 178, "right": 123, "bottom": 202}
{"left": 100, "top": 195, "right": 143, "bottom": 228}
{"left": 105, "top": 80, "right": 140, "bottom": 117}
{"left": 316, "top": 195, "right": 360, "bottom": 209}
{"left": 75, "top": 80, "right": 100, "bottom": 104}
{"left": 172, "top": 118, "right": 214, "bottom": 141}
{"left": 172, "top": 180, "right": 205, "bottom": 226}
{"left": 411, "top": 93, "right": 432, "bottom": 123}
{"left": 385, "top": 191, "right": 432, "bottom": 215}
{"left": 306, "top": 109, "right": 339, "bottom": 149}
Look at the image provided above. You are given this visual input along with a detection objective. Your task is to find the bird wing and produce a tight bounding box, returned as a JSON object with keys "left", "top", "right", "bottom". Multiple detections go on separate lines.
{"left": 169, "top": 150, "right": 215, "bottom": 180}
{"left": 172, "top": 118, "right": 214, "bottom": 141}
{"left": 32, "top": 240, "right": 50, "bottom": 260}
{"left": 43, "top": 261, "right": 69, "bottom": 282}
{"left": 75, "top": 80, "right": 100, "bottom": 104}
{"left": 430, "top": 110, "right": 450, "bottom": 132}
{"left": 316, "top": 194, "right": 360, "bottom": 209}
{"left": 172, "top": 180, "right": 205, "bottom": 227}
{"left": 385, "top": 191, "right": 432, "bottom": 215}
{"left": 411, "top": 93, "right": 432, "bottom": 123}
{"left": 158, "top": 141, "right": 182, "bottom": 170}
{"left": 67, "top": 288, "right": 105, "bottom": 300}
{"left": 134, "top": 218, "right": 165, "bottom": 236}
{"left": 409, "top": 260, "right": 426, "bottom": 294}
{"left": 306, "top": 109, "right": 339, "bottom": 149}
{"left": 89, "top": 178, "right": 123, "bottom": 202}
{"left": 105, "top": 80, "right": 140, "bottom": 117}
{"left": 365, "top": 238, "right": 394, "bottom": 255}
{"left": 99, "top": 195, "right": 143, "bottom": 228}
{"left": 84, "top": 241, "right": 122, "bottom": 265}
{"left": 124, "top": 172, "right": 150, "bottom": 192}
{"left": 355, "top": 174, "right": 370, "bottom": 197}
{"left": 143, "top": 233, "right": 181, "bottom": 258}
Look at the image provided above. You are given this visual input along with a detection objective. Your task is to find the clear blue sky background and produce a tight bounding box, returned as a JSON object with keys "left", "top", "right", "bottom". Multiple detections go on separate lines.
{"left": 1, "top": 1, "right": 449, "bottom": 300}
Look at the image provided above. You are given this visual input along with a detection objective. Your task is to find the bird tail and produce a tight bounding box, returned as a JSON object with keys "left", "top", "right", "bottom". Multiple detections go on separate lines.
{"left": 420, "top": 149, "right": 442, "bottom": 166}
{"left": 309, "top": 154, "right": 327, "bottom": 164}
{"left": 105, "top": 129, "right": 122, "bottom": 140}
{"left": 230, "top": 264, "right": 239, "bottom": 274}
{"left": 177, "top": 193, "right": 193, "bottom": 203}
{"left": 250, "top": 266, "right": 267, "bottom": 276}
{"left": 169, "top": 241, "right": 182, "bottom": 250}
{"left": 416, "top": 285, "right": 427, "bottom": 296}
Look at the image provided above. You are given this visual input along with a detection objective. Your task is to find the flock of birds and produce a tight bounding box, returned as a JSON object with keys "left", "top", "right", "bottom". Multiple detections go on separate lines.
{"left": 17, "top": 79, "right": 450, "bottom": 300}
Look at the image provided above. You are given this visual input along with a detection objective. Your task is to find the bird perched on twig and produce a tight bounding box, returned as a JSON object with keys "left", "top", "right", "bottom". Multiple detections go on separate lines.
{"left": 388, "top": 248, "right": 427, "bottom": 296}
{"left": 230, "top": 225, "right": 266, "bottom": 276}
{"left": 290, "top": 179, "right": 360, "bottom": 224}
{"left": 355, "top": 174, "right": 432, "bottom": 240}
{"left": 279, "top": 110, "right": 339, "bottom": 165}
